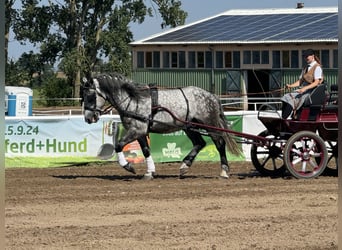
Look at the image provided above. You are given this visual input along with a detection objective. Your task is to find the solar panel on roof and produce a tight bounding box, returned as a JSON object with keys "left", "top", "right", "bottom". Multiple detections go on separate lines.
{"left": 144, "top": 12, "right": 337, "bottom": 43}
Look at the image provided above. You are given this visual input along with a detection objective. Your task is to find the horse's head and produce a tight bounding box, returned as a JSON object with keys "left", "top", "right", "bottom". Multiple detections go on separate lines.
{"left": 81, "top": 76, "right": 107, "bottom": 124}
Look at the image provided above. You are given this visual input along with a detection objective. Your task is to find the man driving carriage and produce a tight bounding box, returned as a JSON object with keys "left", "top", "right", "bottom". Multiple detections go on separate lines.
{"left": 281, "top": 49, "right": 324, "bottom": 119}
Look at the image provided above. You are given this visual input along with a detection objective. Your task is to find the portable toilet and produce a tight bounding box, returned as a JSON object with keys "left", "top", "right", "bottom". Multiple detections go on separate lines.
{"left": 5, "top": 86, "right": 33, "bottom": 116}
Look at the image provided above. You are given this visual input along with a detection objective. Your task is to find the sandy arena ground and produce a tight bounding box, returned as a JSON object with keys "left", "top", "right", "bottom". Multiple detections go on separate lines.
{"left": 5, "top": 161, "right": 338, "bottom": 250}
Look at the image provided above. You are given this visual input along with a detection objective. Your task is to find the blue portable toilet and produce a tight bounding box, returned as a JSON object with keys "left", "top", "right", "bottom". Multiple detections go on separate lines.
{"left": 5, "top": 86, "right": 33, "bottom": 116}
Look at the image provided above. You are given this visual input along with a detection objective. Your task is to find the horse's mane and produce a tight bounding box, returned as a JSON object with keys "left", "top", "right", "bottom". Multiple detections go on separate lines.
{"left": 95, "top": 72, "right": 150, "bottom": 100}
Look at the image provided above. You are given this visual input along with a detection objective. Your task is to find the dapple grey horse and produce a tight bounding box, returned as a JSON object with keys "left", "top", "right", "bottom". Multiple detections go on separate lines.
{"left": 82, "top": 73, "right": 240, "bottom": 179}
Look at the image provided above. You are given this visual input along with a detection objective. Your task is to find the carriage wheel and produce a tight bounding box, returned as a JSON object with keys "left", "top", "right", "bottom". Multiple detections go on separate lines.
{"left": 250, "top": 130, "right": 286, "bottom": 176}
{"left": 284, "top": 131, "right": 328, "bottom": 179}
{"left": 323, "top": 141, "right": 338, "bottom": 176}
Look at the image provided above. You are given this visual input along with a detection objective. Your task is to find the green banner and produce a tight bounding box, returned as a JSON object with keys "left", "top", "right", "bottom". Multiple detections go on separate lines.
{"left": 149, "top": 115, "right": 244, "bottom": 162}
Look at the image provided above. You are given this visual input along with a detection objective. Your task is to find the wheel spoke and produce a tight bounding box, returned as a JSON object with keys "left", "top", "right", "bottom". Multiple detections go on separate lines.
{"left": 308, "top": 159, "right": 318, "bottom": 170}
{"left": 300, "top": 139, "right": 306, "bottom": 149}
{"left": 271, "top": 158, "right": 277, "bottom": 170}
{"left": 260, "top": 155, "right": 271, "bottom": 168}
{"left": 311, "top": 152, "right": 322, "bottom": 158}
{"left": 256, "top": 150, "right": 270, "bottom": 155}
{"left": 291, "top": 148, "right": 302, "bottom": 156}
{"left": 292, "top": 157, "right": 302, "bottom": 165}
{"left": 306, "top": 139, "right": 315, "bottom": 151}
{"left": 301, "top": 161, "right": 307, "bottom": 172}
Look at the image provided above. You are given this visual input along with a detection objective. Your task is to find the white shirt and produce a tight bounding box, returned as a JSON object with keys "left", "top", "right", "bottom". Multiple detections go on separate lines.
{"left": 306, "top": 61, "right": 323, "bottom": 80}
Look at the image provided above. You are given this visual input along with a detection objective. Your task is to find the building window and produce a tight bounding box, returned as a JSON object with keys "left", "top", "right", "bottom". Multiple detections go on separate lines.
{"left": 137, "top": 51, "right": 144, "bottom": 68}
{"left": 197, "top": 52, "right": 204, "bottom": 68}
{"left": 261, "top": 51, "right": 269, "bottom": 64}
{"left": 252, "top": 51, "right": 260, "bottom": 64}
{"left": 163, "top": 51, "right": 170, "bottom": 68}
{"left": 225, "top": 51, "right": 232, "bottom": 68}
{"left": 333, "top": 49, "right": 338, "bottom": 68}
{"left": 321, "top": 50, "right": 330, "bottom": 68}
{"left": 243, "top": 51, "right": 251, "bottom": 64}
{"left": 171, "top": 52, "right": 178, "bottom": 68}
{"left": 233, "top": 51, "right": 240, "bottom": 68}
{"left": 188, "top": 51, "right": 196, "bottom": 68}
{"left": 145, "top": 52, "right": 152, "bottom": 68}
{"left": 179, "top": 51, "right": 186, "bottom": 68}
{"left": 272, "top": 51, "right": 280, "bottom": 68}
{"left": 205, "top": 51, "right": 212, "bottom": 68}
{"left": 282, "top": 51, "right": 290, "bottom": 68}
{"left": 271, "top": 50, "right": 300, "bottom": 68}
{"left": 290, "top": 50, "right": 299, "bottom": 68}
{"left": 247, "top": 50, "right": 269, "bottom": 65}
{"left": 153, "top": 51, "right": 160, "bottom": 68}
{"left": 215, "top": 51, "right": 223, "bottom": 68}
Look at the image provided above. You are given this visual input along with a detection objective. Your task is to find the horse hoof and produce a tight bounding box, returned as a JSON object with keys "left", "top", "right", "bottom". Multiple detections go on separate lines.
{"left": 123, "top": 163, "right": 136, "bottom": 174}
{"left": 179, "top": 163, "right": 190, "bottom": 176}
{"left": 220, "top": 170, "right": 229, "bottom": 179}
{"left": 142, "top": 172, "right": 154, "bottom": 180}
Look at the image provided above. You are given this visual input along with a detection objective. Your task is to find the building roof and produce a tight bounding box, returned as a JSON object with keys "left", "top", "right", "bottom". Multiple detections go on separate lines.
{"left": 131, "top": 7, "right": 338, "bottom": 45}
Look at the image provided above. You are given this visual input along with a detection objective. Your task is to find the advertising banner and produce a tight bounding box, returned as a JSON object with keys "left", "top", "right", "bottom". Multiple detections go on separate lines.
{"left": 149, "top": 115, "right": 244, "bottom": 162}
{"left": 5, "top": 116, "right": 108, "bottom": 157}
{"left": 5, "top": 116, "right": 118, "bottom": 167}
{"left": 5, "top": 113, "right": 251, "bottom": 168}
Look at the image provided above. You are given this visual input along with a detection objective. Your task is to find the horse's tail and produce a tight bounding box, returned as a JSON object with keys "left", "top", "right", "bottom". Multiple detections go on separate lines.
{"left": 217, "top": 112, "right": 241, "bottom": 156}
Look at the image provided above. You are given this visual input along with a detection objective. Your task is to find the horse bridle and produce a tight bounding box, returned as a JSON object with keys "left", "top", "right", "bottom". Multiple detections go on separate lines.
{"left": 82, "top": 79, "right": 113, "bottom": 115}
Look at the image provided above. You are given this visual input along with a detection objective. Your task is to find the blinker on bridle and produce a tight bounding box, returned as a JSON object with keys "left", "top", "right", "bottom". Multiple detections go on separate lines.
{"left": 82, "top": 77, "right": 113, "bottom": 115}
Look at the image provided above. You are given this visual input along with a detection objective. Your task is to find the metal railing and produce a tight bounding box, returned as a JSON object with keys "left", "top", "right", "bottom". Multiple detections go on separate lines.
{"left": 220, "top": 97, "right": 282, "bottom": 111}
{"left": 6, "top": 96, "right": 283, "bottom": 116}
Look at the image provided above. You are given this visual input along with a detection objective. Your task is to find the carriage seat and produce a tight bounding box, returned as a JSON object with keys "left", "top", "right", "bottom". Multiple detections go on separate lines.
{"left": 297, "top": 83, "right": 327, "bottom": 121}
{"left": 327, "top": 84, "right": 338, "bottom": 105}
{"left": 323, "top": 84, "right": 338, "bottom": 112}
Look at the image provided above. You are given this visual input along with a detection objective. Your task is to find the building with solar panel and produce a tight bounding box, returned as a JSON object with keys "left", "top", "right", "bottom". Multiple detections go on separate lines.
{"left": 130, "top": 6, "right": 337, "bottom": 110}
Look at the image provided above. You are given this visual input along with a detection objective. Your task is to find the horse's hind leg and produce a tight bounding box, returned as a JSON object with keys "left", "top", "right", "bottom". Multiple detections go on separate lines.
{"left": 137, "top": 136, "right": 155, "bottom": 180}
{"left": 211, "top": 135, "right": 230, "bottom": 178}
{"left": 180, "top": 130, "right": 206, "bottom": 176}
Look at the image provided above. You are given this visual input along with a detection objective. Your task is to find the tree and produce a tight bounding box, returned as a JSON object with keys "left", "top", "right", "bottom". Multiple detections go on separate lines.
{"left": 5, "top": 0, "right": 16, "bottom": 63}
{"left": 11, "top": 0, "right": 187, "bottom": 98}
{"left": 6, "top": 52, "right": 40, "bottom": 86}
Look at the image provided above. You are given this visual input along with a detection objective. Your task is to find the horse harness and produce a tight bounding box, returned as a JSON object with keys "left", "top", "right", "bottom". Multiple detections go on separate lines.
{"left": 148, "top": 85, "right": 190, "bottom": 129}
{"left": 92, "top": 84, "right": 191, "bottom": 131}
{"left": 84, "top": 77, "right": 191, "bottom": 131}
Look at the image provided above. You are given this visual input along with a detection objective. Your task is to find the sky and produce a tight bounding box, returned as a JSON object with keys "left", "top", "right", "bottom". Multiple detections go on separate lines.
{"left": 8, "top": 0, "right": 338, "bottom": 60}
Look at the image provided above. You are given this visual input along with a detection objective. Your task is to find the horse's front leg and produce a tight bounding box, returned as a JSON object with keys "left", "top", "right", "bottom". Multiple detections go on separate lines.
{"left": 137, "top": 136, "right": 155, "bottom": 180}
{"left": 114, "top": 131, "right": 139, "bottom": 175}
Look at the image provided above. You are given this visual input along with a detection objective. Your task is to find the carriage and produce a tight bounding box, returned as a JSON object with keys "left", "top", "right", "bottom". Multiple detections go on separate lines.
{"left": 247, "top": 104, "right": 337, "bottom": 179}
{"left": 82, "top": 73, "right": 338, "bottom": 179}
{"left": 249, "top": 84, "right": 338, "bottom": 179}
{"left": 218, "top": 83, "right": 338, "bottom": 179}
